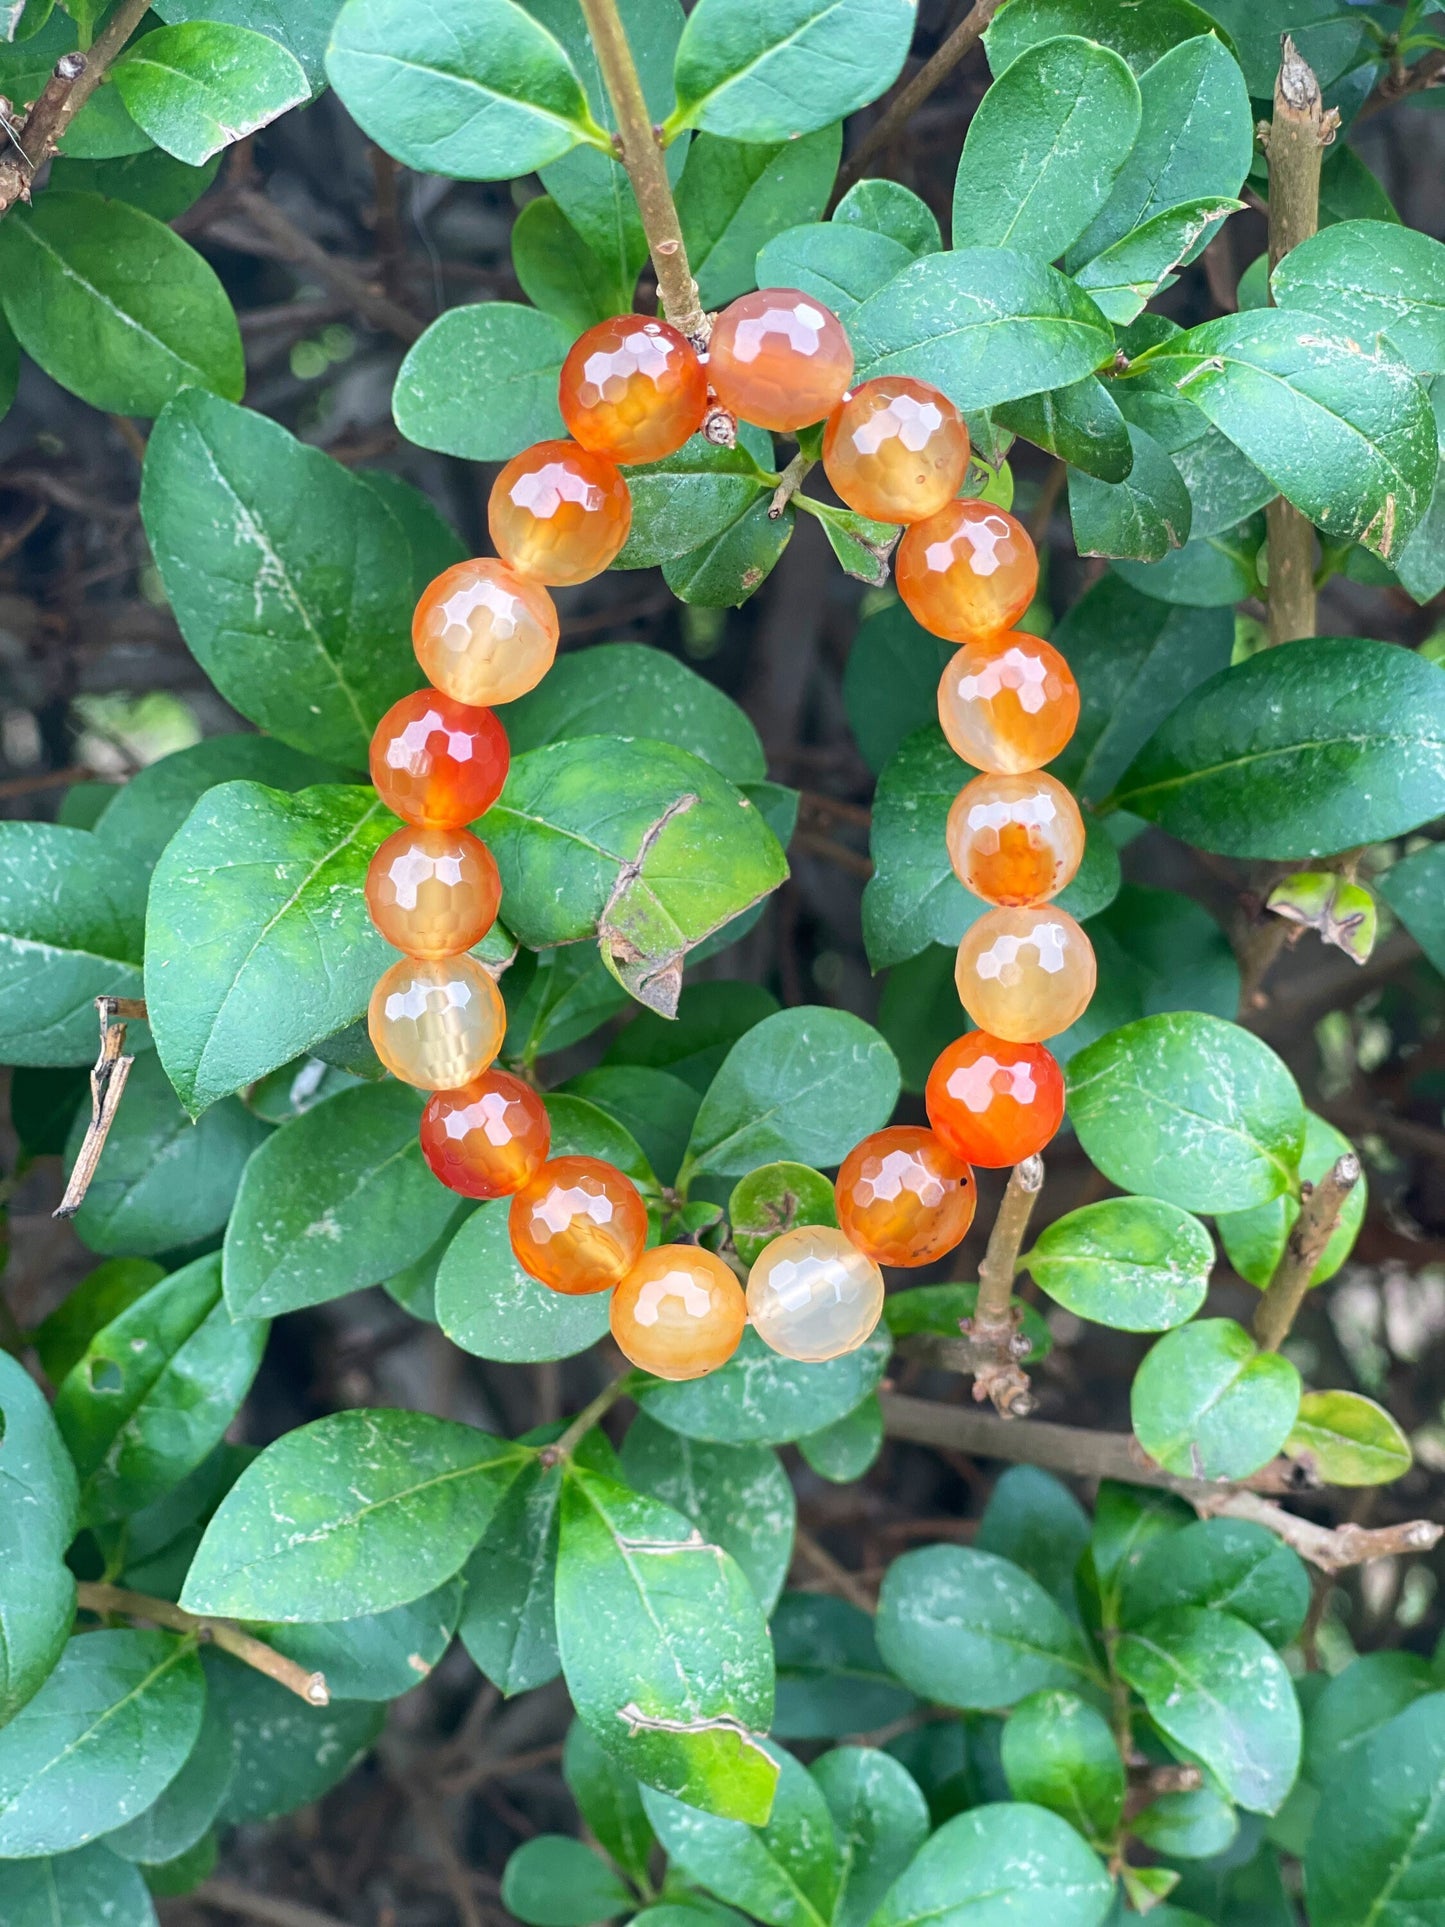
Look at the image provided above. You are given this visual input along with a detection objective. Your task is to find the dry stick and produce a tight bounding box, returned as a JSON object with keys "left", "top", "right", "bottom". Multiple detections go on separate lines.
{"left": 1253, "top": 1153, "right": 1362, "bottom": 1352}
{"left": 194, "top": 1882, "right": 356, "bottom": 1927}
{"left": 1358, "top": 45, "right": 1445, "bottom": 121}
{"left": 0, "top": 0, "right": 151, "bottom": 216}
{"left": 53, "top": 996, "right": 146, "bottom": 1220}
{"left": 793, "top": 1523, "right": 876, "bottom": 1612}
{"left": 958, "top": 1156, "right": 1043, "bottom": 1417}
{"left": 76, "top": 1582, "right": 329, "bottom": 1706}
{"left": 228, "top": 186, "right": 425, "bottom": 344}
{"left": 539, "top": 1365, "right": 633, "bottom": 1465}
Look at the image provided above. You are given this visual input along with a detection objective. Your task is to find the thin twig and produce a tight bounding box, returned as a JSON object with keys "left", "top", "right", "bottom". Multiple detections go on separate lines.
{"left": 539, "top": 1367, "right": 632, "bottom": 1465}
{"left": 793, "top": 1524, "right": 876, "bottom": 1612}
{"left": 770, "top": 452, "right": 815, "bottom": 519}
{"left": 227, "top": 186, "right": 425, "bottom": 344}
{"left": 957, "top": 1157, "right": 1043, "bottom": 1416}
{"left": 52, "top": 997, "right": 145, "bottom": 1220}
{"left": 75, "top": 1582, "right": 329, "bottom": 1706}
{"left": 0, "top": 0, "right": 151, "bottom": 216}
{"left": 1252, "top": 1153, "right": 1362, "bottom": 1351}
{"left": 195, "top": 1882, "right": 355, "bottom": 1927}
{"left": 1358, "top": 45, "right": 1445, "bottom": 120}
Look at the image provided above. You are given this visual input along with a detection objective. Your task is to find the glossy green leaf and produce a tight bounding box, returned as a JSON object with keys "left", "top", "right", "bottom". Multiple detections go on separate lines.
{"left": 563, "top": 1716, "right": 657, "bottom": 1887}
{"left": 832, "top": 178, "right": 940, "bottom": 257}
{"left": 799, "top": 1394, "right": 883, "bottom": 1485}
{"left": 1198, "top": 0, "right": 1367, "bottom": 96}
{"left": 1113, "top": 512, "right": 1263, "bottom": 608}
{"left": 638, "top": 1325, "right": 891, "bottom": 1446}
{"left": 565, "top": 1065, "right": 700, "bottom": 1186}
{"left": 436, "top": 1200, "right": 612, "bottom": 1365}
{"left": 3, "top": 1845, "right": 159, "bottom": 1926}
{"left": 205, "top": 1651, "right": 383, "bottom": 1823}
{"left": 511, "top": 193, "right": 631, "bottom": 335}
{"left": 113, "top": 22, "right": 307, "bottom": 164}
{"left": 150, "top": 0, "right": 339, "bottom": 88}
{"left": 1088, "top": 1480, "right": 1194, "bottom": 1610}
{"left": 1217, "top": 1111, "right": 1365, "bottom": 1290}
{"left": 459, "top": 1452, "right": 570, "bottom": 1696}
{"left": 1074, "top": 199, "right": 1242, "bottom": 325}
{"left": 728, "top": 1160, "right": 837, "bottom": 1268}
{"left": 615, "top": 434, "right": 773, "bottom": 573}
{"left": 756, "top": 221, "right": 915, "bottom": 318}
{"left": 1000, "top": 1691, "right": 1124, "bottom": 1844}
{"left": 1024, "top": 1196, "right": 1212, "bottom": 1332}
{"left": 663, "top": 494, "right": 794, "bottom": 607}
{"left": 813, "top": 1746, "right": 929, "bottom": 1927}
{"left": 1132, "top": 1787, "right": 1238, "bottom": 1861}
{"left": 995, "top": 378, "right": 1134, "bottom": 484}
{"left": 503, "top": 1835, "right": 635, "bottom": 1926}
{"left": 1306, "top": 1652, "right": 1437, "bottom": 1788}
{"left": 0, "top": 1352, "right": 79, "bottom": 1727}
{"left": 505, "top": 946, "right": 631, "bottom": 1066}
{"left": 262, "top": 1580, "right": 463, "bottom": 1701}
{"left": 1380, "top": 835, "right": 1445, "bottom": 975}
{"left": 1397, "top": 379, "right": 1445, "bottom": 605}
{"left": 1132, "top": 1318, "right": 1301, "bottom": 1480}
{"left": 676, "top": 126, "right": 841, "bottom": 308}
{"left": 770, "top": 1594, "right": 917, "bottom": 1742}
{"left": 607, "top": 980, "right": 779, "bottom": 1091}
{"left": 976, "top": 1466, "right": 1089, "bottom": 1612}
{"left": 985, "top": 0, "right": 1228, "bottom": 76}
{"left": 1271, "top": 220, "right": 1445, "bottom": 377}
{"left": 1069, "top": 423, "right": 1191, "bottom": 562}
{"left": 868, "top": 1802, "right": 1113, "bottom": 1927}
{"left": 1307, "top": 1697, "right": 1445, "bottom": 1925}
{"left": 393, "top": 300, "right": 569, "bottom": 460}
{"left": 1119, "top": 1517, "right": 1310, "bottom": 1647}
{"left": 1286, "top": 1390, "right": 1412, "bottom": 1487}
{"left": 30, "top": 1258, "right": 162, "bottom": 1388}
{"left": 841, "top": 600, "right": 954, "bottom": 776}
{"left": 103, "top": 1682, "right": 234, "bottom": 1866}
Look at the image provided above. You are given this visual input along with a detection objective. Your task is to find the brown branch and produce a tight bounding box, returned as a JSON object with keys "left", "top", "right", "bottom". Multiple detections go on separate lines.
{"left": 0, "top": 0, "right": 151, "bottom": 216}
{"left": 770, "top": 451, "right": 816, "bottom": 519}
{"left": 1358, "top": 45, "right": 1445, "bottom": 121}
{"left": 194, "top": 1882, "right": 355, "bottom": 1927}
{"left": 224, "top": 186, "right": 425, "bottom": 344}
{"left": 1252, "top": 1152, "right": 1362, "bottom": 1351}
{"left": 75, "top": 1582, "right": 329, "bottom": 1706}
{"left": 957, "top": 1156, "right": 1043, "bottom": 1416}
{"left": 792, "top": 1524, "right": 876, "bottom": 1612}
{"left": 52, "top": 997, "right": 144, "bottom": 1220}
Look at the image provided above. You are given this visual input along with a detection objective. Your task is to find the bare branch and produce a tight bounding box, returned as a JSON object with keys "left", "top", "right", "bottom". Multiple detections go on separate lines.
{"left": 1252, "top": 1152, "right": 1362, "bottom": 1351}
{"left": 76, "top": 1582, "right": 329, "bottom": 1706}
{"left": 0, "top": 0, "right": 152, "bottom": 217}
{"left": 52, "top": 997, "right": 144, "bottom": 1220}
{"left": 955, "top": 1157, "right": 1042, "bottom": 1416}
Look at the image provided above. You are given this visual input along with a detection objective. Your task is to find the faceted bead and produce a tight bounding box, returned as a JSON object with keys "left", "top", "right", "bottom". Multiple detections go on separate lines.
{"left": 488, "top": 439, "right": 631, "bottom": 587}
{"left": 946, "top": 771, "right": 1085, "bottom": 908}
{"left": 897, "top": 500, "right": 1038, "bottom": 644}
{"left": 370, "top": 690, "right": 509, "bottom": 829}
{"left": 925, "top": 1032, "right": 1065, "bottom": 1168}
{"left": 420, "top": 1069, "right": 550, "bottom": 1199}
{"left": 559, "top": 316, "right": 709, "bottom": 465}
{"left": 937, "top": 633, "right": 1080, "bottom": 775}
{"left": 365, "top": 826, "right": 501, "bottom": 960}
{"left": 835, "top": 1126, "right": 976, "bottom": 1269}
{"left": 822, "top": 376, "right": 970, "bottom": 525}
{"left": 705, "top": 288, "right": 853, "bottom": 433}
{"left": 610, "top": 1244, "right": 747, "bottom": 1380}
{"left": 955, "top": 906, "right": 1096, "bottom": 1042}
{"left": 509, "top": 1155, "right": 649, "bottom": 1296}
{"left": 412, "top": 558, "right": 558, "bottom": 708}
{"left": 368, "top": 954, "right": 506, "bottom": 1090}
{"left": 746, "top": 1225, "right": 885, "bottom": 1363}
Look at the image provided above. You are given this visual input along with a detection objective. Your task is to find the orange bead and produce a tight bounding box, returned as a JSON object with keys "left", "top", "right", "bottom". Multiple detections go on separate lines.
{"left": 412, "top": 559, "right": 558, "bottom": 708}
{"left": 937, "top": 633, "right": 1080, "bottom": 775}
{"left": 705, "top": 288, "right": 853, "bottom": 433}
{"left": 946, "top": 771, "right": 1084, "bottom": 908}
{"left": 365, "top": 826, "right": 500, "bottom": 959}
{"left": 559, "top": 316, "right": 709, "bottom": 465}
{"left": 955, "top": 906, "right": 1096, "bottom": 1043}
{"left": 746, "top": 1226, "right": 884, "bottom": 1362}
{"left": 822, "top": 377, "right": 969, "bottom": 525}
{"left": 420, "top": 1070, "right": 550, "bottom": 1199}
{"left": 370, "top": 690, "right": 509, "bottom": 829}
{"left": 926, "top": 1032, "right": 1065, "bottom": 1168}
{"left": 610, "top": 1244, "right": 747, "bottom": 1381}
{"left": 368, "top": 954, "right": 506, "bottom": 1090}
{"left": 835, "top": 1126, "right": 976, "bottom": 1269}
{"left": 509, "top": 1155, "right": 648, "bottom": 1295}
{"left": 488, "top": 439, "right": 631, "bottom": 587}
{"left": 897, "top": 500, "right": 1038, "bottom": 644}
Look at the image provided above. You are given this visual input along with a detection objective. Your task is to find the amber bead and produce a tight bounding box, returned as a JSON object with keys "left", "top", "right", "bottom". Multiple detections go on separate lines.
{"left": 822, "top": 377, "right": 969, "bottom": 525}
{"left": 368, "top": 954, "right": 506, "bottom": 1090}
{"left": 412, "top": 558, "right": 558, "bottom": 708}
{"left": 897, "top": 500, "right": 1038, "bottom": 644}
{"left": 610, "top": 1245, "right": 747, "bottom": 1381}
{"left": 488, "top": 439, "right": 631, "bottom": 587}
{"left": 420, "top": 1070, "right": 550, "bottom": 1199}
{"left": 705, "top": 288, "right": 854, "bottom": 433}
{"left": 746, "top": 1226, "right": 885, "bottom": 1363}
{"left": 509, "top": 1155, "right": 648, "bottom": 1296}
{"left": 559, "top": 316, "right": 709, "bottom": 466}
{"left": 955, "top": 906, "right": 1096, "bottom": 1043}
{"left": 946, "top": 771, "right": 1084, "bottom": 908}
{"left": 925, "top": 1032, "right": 1065, "bottom": 1168}
{"left": 835, "top": 1127, "right": 976, "bottom": 1269}
{"left": 937, "top": 633, "right": 1080, "bottom": 776}
{"left": 365, "top": 826, "right": 500, "bottom": 960}
{"left": 370, "top": 690, "right": 509, "bottom": 829}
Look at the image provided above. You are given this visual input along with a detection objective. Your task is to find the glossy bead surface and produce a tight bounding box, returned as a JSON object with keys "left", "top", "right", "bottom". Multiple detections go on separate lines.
{"left": 412, "top": 558, "right": 558, "bottom": 708}
{"left": 897, "top": 500, "right": 1038, "bottom": 644}
{"left": 610, "top": 1244, "right": 747, "bottom": 1380}
{"left": 706, "top": 288, "right": 853, "bottom": 433}
{"left": 746, "top": 1225, "right": 885, "bottom": 1363}
{"left": 559, "top": 316, "right": 708, "bottom": 465}
{"left": 488, "top": 439, "right": 631, "bottom": 587}
{"left": 835, "top": 1126, "right": 976, "bottom": 1269}
{"left": 420, "top": 1070, "right": 550, "bottom": 1199}
{"left": 368, "top": 954, "right": 506, "bottom": 1090}
{"left": 946, "top": 771, "right": 1085, "bottom": 908}
{"left": 937, "top": 633, "right": 1080, "bottom": 775}
{"left": 365, "top": 826, "right": 501, "bottom": 959}
{"left": 955, "top": 906, "right": 1096, "bottom": 1042}
{"left": 822, "top": 377, "right": 970, "bottom": 525}
{"left": 509, "top": 1155, "right": 648, "bottom": 1296}
{"left": 925, "top": 1032, "right": 1065, "bottom": 1168}
{"left": 370, "top": 691, "right": 510, "bottom": 828}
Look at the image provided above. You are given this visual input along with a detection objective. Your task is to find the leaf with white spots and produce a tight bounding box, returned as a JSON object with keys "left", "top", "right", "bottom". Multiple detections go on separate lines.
{"left": 636, "top": 1326, "right": 891, "bottom": 1446}
{"left": 1023, "top": 1195, "right": 1212, "bottom": 1332}
{"left": 1131, "top": 1319, "right": 1300, "bottom": 1481}
{"left": 867, "top": 1801, "right": 1114, "bottom": 1927}
{"left": 0, "top": 1352, "right": 80, "bottom": 1727}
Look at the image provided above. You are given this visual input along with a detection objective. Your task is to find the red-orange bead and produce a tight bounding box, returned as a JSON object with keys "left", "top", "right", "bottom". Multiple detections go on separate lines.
{"left": 926, "top": 1032, "right": 1065, "bottom": 1168}
{"left": 488, "top": 439, "right": 631, "bottom": 586}
{"left": 705, "top": 288, "right": 854, "bottom": 433}
{"left": 509, "top": 1155, "right": 648, "bottom": 1295}
{"left": 937, "top": 633, "right": 1080, "bottom": 775}
{"left": 897, "top": 500, "right": 1038, "bottom": 644}
{"left": 822, "top": 377, "right": 970, "bottom": 525}
{"left": 955, "top": 906, "right": 1096, "bottom": 1043}
{"left": 610, "top": 1244, "right": 747, "bottom": 1381}
{"left": 370, "top": 691, "right": 509, "bottom": 829}
{"left": 413, "top": 558, "right": 559, "bottom": 708}
{"left": 365, "top": 825, "right": 500, "bottom": 959}
{"left": 559, "top": 316, "right": 709, "bottom": 465}
{"left": 946, "top": 771, "right": 1084, "bottom": 908}
{"left": 835, "top": 1126, "right": 976, "bottom": 1268}
{"left": 420, "top": 1070, "right": 550, "bottom": 1199}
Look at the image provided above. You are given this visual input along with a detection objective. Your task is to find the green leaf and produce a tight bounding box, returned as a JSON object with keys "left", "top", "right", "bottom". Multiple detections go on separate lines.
{"left": 1131, "top": 1319, "right": 1301, "bottom": 1480}
{"left": 55, "top": 1252, "right": 267, "bottom": 1523}
{"left": 503, "top": 1836, "right": 635, "bottom": 1927}
{"left": 885, "top": 1282, "right": 1052, "bottom": 1365}
{"left": 150, "top": 0, "right": 339, "bottom": 89}
{"left": 638, "top": 1325, "right": 891, "bottom": 1445}
{"left": 0, "top": 1630, "right": 205, "bottom": 1856}
{"left": 1305, "top": 1653, "right": 1437, "bottom": 1788}
{"left": 832, "top": 178, "right": 941, "bottom": 258}
{"left": 1067, "top": 1012, "right": 1305, "bottom": 1212}
{"left": 1119, "top": 1517, "right": 1309, "bottom": 1648}
{"left": 1113, "top": 512, "right": 1264, "bottom": 609}
{"left": 205, "top": 1651, "right": 383, "bottom": 1823}
{"left": 563, "top": 1716, "right": 657, "bottom": 1886}
{"left": 755, "top": 221, "right": 913, "bottom": 318}
{"left": 1275, "top": 224, "right": 1445, "bottom": 379}
{"left": 0, "top": 1352, "right": 79, "bottom": 1726}
{"left": 616, "top": 430, "right": 774, "bottom": 570}
{"left": 0, "top": 822, "right": 146, "bottom": 1065}
{"left": 436, "top": 1201, "right": 612, "bottom": 1365}
{"left": 555, "top": 1463, "right": 777, "bottom": 1824}
{"left": 141, "top": 390, "right": 423, "bottom": 768}
{"left": 1108, "top": 637, "right": 1445, "bottom": 857}
{"left": 1217, "top": 1111, "right": 1365, "bottom": 1290}
{"left": 505, "top": 946, "right": 631, "bottom": 1065}
{"left": 393, "top": 300, "right": 569, "bottom": 461}
{"left": 30, "top": 1257, "right": 163, "bottom": 1386}
{"left": 112, "top": 21, "right": 307, "bottom": 164}
{"left": 511, "top": 194, "right": 631, "bottom": 335}
{"left": 1397, "top": 379, "right": 1445, "bottom": 605}
{"left": 1073, "top": 199, "right": 1243, "bottom": 326}
{"left": 1116, "top": 1606, "right": 1301, "bottom": 1813}
{"left": 1024, "top": 1196, "right": 1212, "bottom": 1332}
{"left": 842, "top": 600, "right": 955, "bottom": 776}
{"left": 976, "top": 1466, "right": 1089, "bottom": 1611}
{"left": 0, "top": 191, "right": 241, "bottom": 415}
{"left": 813, "top": 1746, "right": 930, "bottom": 1927}
{"left": 1069, "top": 423, "right": 1191, "bottom": 562}
{"left": 0, "top": 307, "right": 16, "bottom": 421}
{"left": 676, "top": 126, "right": 842, "bottom": 309}
{"left": 1381, "top": 835, "right": 1445, "bottom": 974}
{"left": 565, "top": 1066, "right": 699, "bottom": 1187}
{"left": 669, "top": 0, "right": 912, "bottom": 141}
{"left": 1286, "top": 1390, "right": 1412, "bottom": 1487}
{"left": 850, "top": 248, "right": 1114, "bottom": 411}
{"left": 771, "top": 1594, "right": 917, "bottom": 1742}
{"left": 985, "top": 0, "right": 1230, "bottom": 76}
{"left": 952, "top": 37, "right": 1141, "bottom": 262}
{"left": 608, "top": 980, "right": 780, "bottom": 1092}
{"left": 259, "top": 1581, "right": 462, "bottom": 1701}
{"left": 663, "top": 494, "right": 794, "bottom": 608}
{"left": 995, "top": 378, "right": 1134, "bottom": 484}
{"left": 1132, "top": 1787, "right": 1238, "bottom": 1861}
{"left": 728, "top": 1160, "right": 838, "bottom": 1268}
{"left": 1001, "top": 1691, "right": 1125, "bottom": 1844}
{"left": 459, "top": 1452, "right": 569, "bottom": 1696}
{"left": 1088, "top": 1480, "right": 1194, "bottom": 1610}
{"left": 868, "top": 1802, "right": 1113, "bottom": 1927}
{"left": 1197, "top": 0, "right": 1366, "bottom": 96}
{"left": 876, "top": 1546, "right": 1096, "bottom": 1711}
{"left": 103, "top": 1680, "right": 234, "bottom": 1866}
{"left": 2, "top": 1845, "right": 158, "bottom": 1927}
{"left": 181, "top": 1408, "right": 531, "bottom": 1621}
{"left": 799, "top": 1395, "right": 883, "bottom": 1485}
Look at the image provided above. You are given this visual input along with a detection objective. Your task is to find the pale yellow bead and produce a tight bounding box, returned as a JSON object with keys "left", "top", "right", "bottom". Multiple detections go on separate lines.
{"left": 954, "top": 905, "right": 1096, "bottom": 1042}
{"left": 746, "top": 1225, "right": 885, "bottom": 1363}
{"left": 368, "top": 954, "right": 505, "bottom": 1090}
